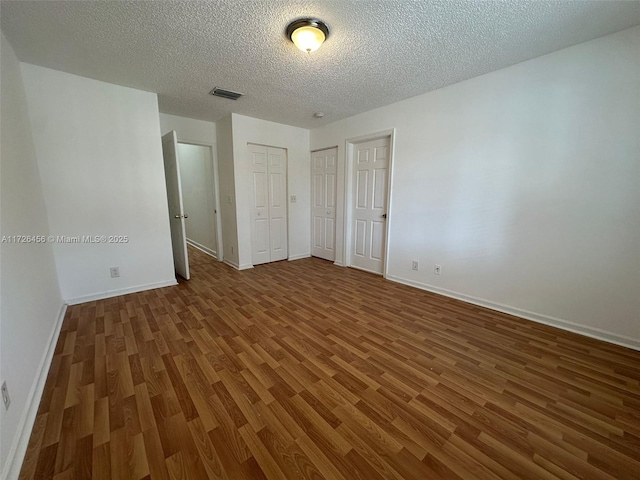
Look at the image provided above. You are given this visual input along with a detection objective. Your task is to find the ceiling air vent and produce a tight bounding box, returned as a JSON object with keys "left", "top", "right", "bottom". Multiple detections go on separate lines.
{"left": 210, "top": 87, "right": 243, "bottom": 100}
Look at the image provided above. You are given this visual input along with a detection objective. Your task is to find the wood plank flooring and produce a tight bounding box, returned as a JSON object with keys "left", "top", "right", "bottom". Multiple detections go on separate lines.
{"left": 20, "top": 246, "right": 640, "bottom": 479}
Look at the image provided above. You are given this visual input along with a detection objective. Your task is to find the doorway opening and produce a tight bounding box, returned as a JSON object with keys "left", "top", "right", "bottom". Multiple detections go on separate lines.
{"left": 161, "top": 131, "right": 223, "bottom": 280}
{"left": 178, "top": 142, "right": 219, "bottom": 259}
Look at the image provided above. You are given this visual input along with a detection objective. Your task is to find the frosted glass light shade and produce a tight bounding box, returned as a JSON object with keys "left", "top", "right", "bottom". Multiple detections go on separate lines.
{"left": 286, "top": 19, "right": 329, "bottom": 53}
{"left": 291, "top": 26, "right": 326, "bottom": 52}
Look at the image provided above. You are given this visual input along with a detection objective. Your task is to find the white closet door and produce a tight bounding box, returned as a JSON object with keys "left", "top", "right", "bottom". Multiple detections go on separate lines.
{"left": 250, "top": 144, "right": 271, "bottom": 265}
{"left": 351, "top": 137, "right": 389, "bottom": 274}
{"left": 250, "top": 144, "right": 288, "bottom": 265}
{"left": 268, "top": 147, "right": 288, "bottom": 262}
{"left": 311, "top": 147, "right": 337, "bottom": 261}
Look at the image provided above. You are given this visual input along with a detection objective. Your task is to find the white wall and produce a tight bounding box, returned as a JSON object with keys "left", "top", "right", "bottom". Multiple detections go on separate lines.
{"left": 159, "top": 113, "right": 216, "bottom": 145}
{"left": 178, "top": 144, "right": 217, "bottom": 256}
{"left": 21, "top": 63, "right": 176, "bottom": 304}
{"left": 216, "top": 115, "right": 239, "bottom": 267}
{"left": 231, "top": 114, "right": 311, "bottom": 268}
{"left": 0, "top": 33, "right": 64, "bottom": 479}
{"left": 311, "top": 26, "right": 640, "bottom": 349}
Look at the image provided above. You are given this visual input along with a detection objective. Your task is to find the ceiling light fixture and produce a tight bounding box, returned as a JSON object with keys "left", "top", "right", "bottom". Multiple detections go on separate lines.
{"left": 286, "top": 18, "right": 329, "bottom": 53}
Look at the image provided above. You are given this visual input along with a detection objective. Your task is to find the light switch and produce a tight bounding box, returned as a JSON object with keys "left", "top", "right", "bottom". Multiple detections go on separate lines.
{"left": 290, "top": 195, "right": 297, "bottom": 203}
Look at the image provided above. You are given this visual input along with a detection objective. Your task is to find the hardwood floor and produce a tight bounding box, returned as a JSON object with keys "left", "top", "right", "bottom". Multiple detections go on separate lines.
{"left": 20, "top": 246, "right": 640, "bottom": 479}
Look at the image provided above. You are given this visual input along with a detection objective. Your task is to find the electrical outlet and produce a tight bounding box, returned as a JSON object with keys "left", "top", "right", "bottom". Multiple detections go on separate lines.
{"left": 434, "top": 264, "right": 442, "bottom": 275}
{"left": 290, "top": 195, "right": 297, "bottom": 203}
{"left": 227, "top": 195, "right": 232, "bottom": 204}
{"left": 1, "top": 381, "right": 10, "bottom": 410}
{"left": 411, "top": 260, "right": 419, "bottom": 271}
{"left": 110, "top": 267, "right": 120, "bottom": 278}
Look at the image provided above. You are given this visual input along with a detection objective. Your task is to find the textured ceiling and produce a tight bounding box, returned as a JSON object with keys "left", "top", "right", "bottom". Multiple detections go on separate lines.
{"left": 2, "top": 1, "right": 640, "bottom": 129}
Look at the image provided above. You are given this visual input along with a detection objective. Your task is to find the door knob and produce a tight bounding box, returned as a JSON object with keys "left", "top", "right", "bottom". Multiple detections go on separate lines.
{"left": 382, "top": 213, "right": 387, "bottom": 219}
{"left": 184, "top": 214, "right": 188, "bottom": 219}
{"left": 174, "top": 214, "right": 189, "bottom": 219}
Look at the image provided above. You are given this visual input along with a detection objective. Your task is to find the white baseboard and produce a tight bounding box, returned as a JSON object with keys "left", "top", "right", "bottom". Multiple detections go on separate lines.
{"left": 223, "top": 259, "right": 239, "bottom": 270}
{"left": 288, "top": 253, "right": 311, "bottom": 261}
{"left": 350, "top": 264, "right": 383, "bottom": 276}
{"left": 386, "top": 274, "right": 640, "bottom": 352}
{"left": 223, "top": 258, "right": 253, "bottom": 271}
{"left": 186, "top": 239, "right": 217, "bottom": 259}
{"left": 65, "top": 279, "right": 177, "bottom": 305}
{"left": 333, "top": 260, "right": 345, "bottom": 267}
{"left": 2, "top": 303, "right": 67, "bottom": 480}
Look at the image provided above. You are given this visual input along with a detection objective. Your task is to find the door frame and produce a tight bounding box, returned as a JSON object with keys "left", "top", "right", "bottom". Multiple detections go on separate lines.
{"left": 310, "top": 145, "right": 339, "bottom": 261}
{"left": 176, "top": 139, "right": 224, "bottom": 263}
{"left": 343, "top": 129, "right": 396, "bottom": 278}
{"left": 247, "top": 142, "right": 289, "bottom": 265}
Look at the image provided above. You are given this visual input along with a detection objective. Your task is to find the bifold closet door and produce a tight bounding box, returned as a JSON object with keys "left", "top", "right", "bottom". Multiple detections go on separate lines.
{"left": 249, "top": 144, "right": 288, "bottom": 266}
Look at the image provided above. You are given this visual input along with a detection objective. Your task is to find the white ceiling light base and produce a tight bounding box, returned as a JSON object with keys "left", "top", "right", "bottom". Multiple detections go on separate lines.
{"left": 286, "top": 18, "right": 329, "bottom": 53}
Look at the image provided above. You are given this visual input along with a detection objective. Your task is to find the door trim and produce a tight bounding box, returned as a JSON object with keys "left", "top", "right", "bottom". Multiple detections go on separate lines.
{"left": 343, "top": 129, "right": 396, "bottom": 278}
{"left": 311, "top": 145, "right": 339, "bottom": 153}
{"left": 176, "top": 139, "right": 224, "bottom": 263}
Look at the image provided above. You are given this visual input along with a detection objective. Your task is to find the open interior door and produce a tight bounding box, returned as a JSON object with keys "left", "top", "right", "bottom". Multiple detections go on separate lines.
{"left": 161, "top": 131, "right": 190, "bottom": 280}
